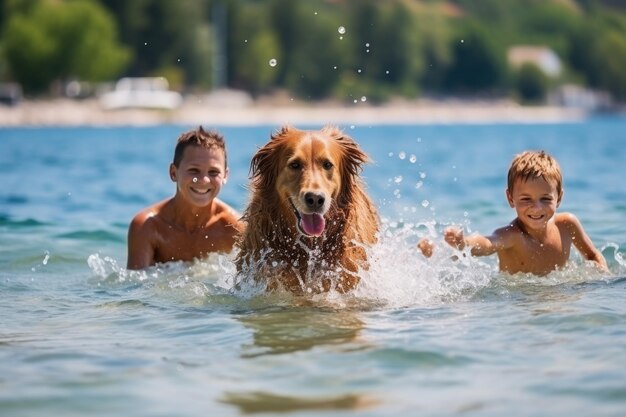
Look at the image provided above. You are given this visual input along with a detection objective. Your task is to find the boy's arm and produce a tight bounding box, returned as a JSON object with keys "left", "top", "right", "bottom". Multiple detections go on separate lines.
{"left": 562, "top": 213, "right": 609, "bottom": 272}
{"left": 444, "top": 226, "right": 509, "bottom": 257}
{"left": 127, "top": 214, "right": 156, "bottom": 270}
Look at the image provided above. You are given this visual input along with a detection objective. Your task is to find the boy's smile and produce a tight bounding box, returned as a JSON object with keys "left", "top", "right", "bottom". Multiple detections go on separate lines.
{"left": 507, "top": 176, "right": 562, "bottom": 233}
{"left": 170, "top": 145, "right": 228, "bottom": 207}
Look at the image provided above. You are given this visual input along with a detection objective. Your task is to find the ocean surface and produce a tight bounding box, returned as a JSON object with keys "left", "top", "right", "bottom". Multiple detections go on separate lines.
{"left": 1, "top": 119, "right": 625, "bottom": 417}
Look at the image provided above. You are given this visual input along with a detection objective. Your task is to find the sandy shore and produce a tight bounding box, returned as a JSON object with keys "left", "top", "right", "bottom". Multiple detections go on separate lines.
{"left": 0, "top": 96, "right": 589, "bottom": 127}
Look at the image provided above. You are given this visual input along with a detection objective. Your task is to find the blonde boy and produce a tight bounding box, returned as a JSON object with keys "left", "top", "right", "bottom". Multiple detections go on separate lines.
{"left": 418, "top": 150, "right": 608, "bottom": 275}
{"left": 127, "top": 127, "right": 244, "bottom": 270}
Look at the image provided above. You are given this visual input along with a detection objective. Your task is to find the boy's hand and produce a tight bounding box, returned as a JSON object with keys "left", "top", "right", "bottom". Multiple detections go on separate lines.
{"left": 444, "top": 226, "right": 466, "bottom": 250}
{"left": 417, "top": 238, "right": 434, "bottom": 258}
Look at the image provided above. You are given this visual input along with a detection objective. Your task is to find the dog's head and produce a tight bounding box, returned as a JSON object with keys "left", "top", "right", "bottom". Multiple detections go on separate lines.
{"left": 250, "top": 126, "right": 369, "bottom": 237}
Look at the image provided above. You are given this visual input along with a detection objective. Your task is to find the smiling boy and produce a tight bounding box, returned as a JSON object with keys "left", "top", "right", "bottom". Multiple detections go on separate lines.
{"left": 418, "top": 150, "right": 608, "bottom": 275}
{"left": 127, "top": 126, "right": 244, "bottom": 270}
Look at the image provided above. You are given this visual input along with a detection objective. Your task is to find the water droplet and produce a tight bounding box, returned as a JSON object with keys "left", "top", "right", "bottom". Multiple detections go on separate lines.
{"left": 353, "top": 99, "right": 358, "bottom": 104}
{"left": 350, "top": 125, "right": 355, "bottom": 129}
{"left": 388, "top": 152, "right": 394, "bottom": 157}
{"left": 338, "top": 26, "right": 346, "bottom": 35}
{"left": 269, "top": 58, "right": 277, "bottom": 67}
{"left": 144, "top": 42, "right": 148, "bottom": 46}
{"left": 420, "top": 172, "right": 427, "bottom": 179}
{"left": 361, "top": 96, "right": 367, "bottom": 102}
{"left": 42, "top": 251, "right": 50, "bottom": 265}
{"left": 394, "top": 175, "right": 403, "bottom": 183}
{"left": 409, "top": 154, "right": 417, "bottom": 163}
{"left": 333, "top": 65, "right": 337, "bottom": 70}
{"left": 357, "top": 69, "right": 362, "bottom": 73}
{"left": 193, "top": 177, "right": 198, "bottom": 183}
{"left": 421, "top": 200, "right": 430, "bottom": 208}
{"left": 272, "top": 261, "right": 278, "bottom": 267}
{"left": 415, "top": 181, "right": 423, "bottom": 189}
{"left": 460, "top": 39, "right": 464, "bottom": 43}
{"left": 244, "top": 39, "right": 248, "bottom": 43}
{"left": 385, "top": 70, "right": 390, "bottom": 74}
{"left": 417, "top": 137, "right": 422, "bottom": 142}
{"left": 398, "top": 151, "right": 406, "bottom": 160}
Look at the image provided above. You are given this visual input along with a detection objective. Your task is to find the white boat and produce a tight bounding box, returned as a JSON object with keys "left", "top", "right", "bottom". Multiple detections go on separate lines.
{"left": 99, "top": 77, "right": 183, "bottom": 110}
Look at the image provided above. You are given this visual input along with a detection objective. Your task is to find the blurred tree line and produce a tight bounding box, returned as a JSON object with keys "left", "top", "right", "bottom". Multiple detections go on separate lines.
{"left": 1, "top": 0, "right": 626, "bottom": 103}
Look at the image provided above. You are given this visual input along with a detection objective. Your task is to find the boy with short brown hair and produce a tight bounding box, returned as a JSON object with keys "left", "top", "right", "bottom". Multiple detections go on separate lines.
{"left": 418, "top": 150, "right": 608, "bottom": 275}
{"left": 127, "top": 126, "right": 244, "bottom": 270}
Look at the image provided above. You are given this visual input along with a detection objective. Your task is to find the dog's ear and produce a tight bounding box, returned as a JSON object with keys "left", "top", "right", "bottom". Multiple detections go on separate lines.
{"left": 324, "top": 126, "right": 370, "bottom": 207}
{"left": 250, "top": 126, "right": 291, "bottom": 191}
{"left": 324, "top": 126, "right": 369, "bottom": 174}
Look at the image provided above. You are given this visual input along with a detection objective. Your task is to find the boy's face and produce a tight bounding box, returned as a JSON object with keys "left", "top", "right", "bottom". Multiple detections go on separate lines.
{"left": 169, "top": 145, "right": 228, "bottom": 207}
{"left": 506, "top": 176, "right": 562, "bottom": 232}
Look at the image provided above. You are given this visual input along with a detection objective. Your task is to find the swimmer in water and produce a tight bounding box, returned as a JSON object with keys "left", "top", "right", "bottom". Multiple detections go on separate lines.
{"left": 418, "top": 150, "right": 608, "bottom": 276}
{"left": 127, "top": 126, "right": 244, "bottom": 270}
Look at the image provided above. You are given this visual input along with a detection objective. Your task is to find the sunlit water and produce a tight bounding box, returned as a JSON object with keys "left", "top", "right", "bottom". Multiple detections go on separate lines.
{"left": 1, "top": 120, "right": 625, "bottom": 416}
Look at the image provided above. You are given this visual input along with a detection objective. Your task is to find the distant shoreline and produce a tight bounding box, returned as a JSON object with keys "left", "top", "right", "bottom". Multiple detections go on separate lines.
{"left": 0, "top": 97, "right": 591, "bottom": 127}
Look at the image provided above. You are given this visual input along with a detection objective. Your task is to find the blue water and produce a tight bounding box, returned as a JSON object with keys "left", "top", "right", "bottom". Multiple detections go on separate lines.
{"left": 1, "top": 120, "right": 625, "bottom": 416}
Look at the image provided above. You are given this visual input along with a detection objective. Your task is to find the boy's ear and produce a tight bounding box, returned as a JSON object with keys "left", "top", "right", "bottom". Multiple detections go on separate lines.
{"left": 224, "top": 167, "right": 229, "bottom": 184}
{"left": 557, "top": 189, "right": 563, "bottom": 207}
{"left": 505, "top": 188, "right": 515, "bottom": 208}
{"left": 169, "top": 163, "right": 177, "bottom": 182}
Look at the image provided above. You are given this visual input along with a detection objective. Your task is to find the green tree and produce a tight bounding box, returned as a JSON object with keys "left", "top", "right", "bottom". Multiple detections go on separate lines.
{"left": 227, "top": 2, "right": 282, "bottom": 94}
{"left": 98, "top": 0, "right": 213, "bottom": 88}
{"left": 236, "top": 28, "right": 281, "bottom": 95}
{"left": 591, "top": 29, "right": 626, "bottom": 99}
{"left": 3, "top": 0, "right": 129, "bottom": 93}
{"left": 265, "top": 0, "right": 344, "bottom": 99}
{"left": 340, "top": 0, "right": 424, "bottom": 101}
{"left": 443, "top": 22, "right": 506, "bottom": 94}
{"left": 514, "top": 63, "right": 548, "bottom": 104}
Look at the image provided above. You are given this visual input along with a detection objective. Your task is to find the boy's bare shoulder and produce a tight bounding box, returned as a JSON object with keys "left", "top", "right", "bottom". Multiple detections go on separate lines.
{"left": 129, "top": 199, "right": 170, "bottom": 231}
{"left": 214, "top": 199, "right": 245, "bottom": 230}
{"left": 554, "top": 212, "right": 584, "bottom": 233}
{"left": 554, "top": 212, "right": 579, "bottom": 224}
{"left": 491, "top": 220, "right": 523, "bottom": 247}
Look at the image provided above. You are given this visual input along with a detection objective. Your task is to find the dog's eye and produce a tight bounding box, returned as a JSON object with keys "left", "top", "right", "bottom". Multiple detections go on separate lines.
{"left": 322, "top": 160, "right": 333, "bottom": 170}
{"left": 289, "top": 161, "right": 301, "bottom": 170}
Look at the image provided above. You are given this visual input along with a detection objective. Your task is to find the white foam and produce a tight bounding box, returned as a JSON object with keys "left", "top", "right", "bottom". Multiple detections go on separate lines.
{"left": 87, "top": 225, "right": 622, "bottom": 310}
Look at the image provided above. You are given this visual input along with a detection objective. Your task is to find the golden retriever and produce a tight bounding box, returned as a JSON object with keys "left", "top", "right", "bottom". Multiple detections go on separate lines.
{"left": 235, "top": 126, "right": 379, "bottom": 294}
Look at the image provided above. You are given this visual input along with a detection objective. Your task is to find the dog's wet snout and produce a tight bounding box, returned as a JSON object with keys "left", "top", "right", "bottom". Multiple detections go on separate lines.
{"left": 304, "top": 191, "right": 326, "bottom": 211}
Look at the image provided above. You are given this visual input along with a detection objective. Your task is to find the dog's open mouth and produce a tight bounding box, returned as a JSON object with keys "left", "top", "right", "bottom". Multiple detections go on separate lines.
{"left": 290, "top": 199, "right": 326, "bottom": 236}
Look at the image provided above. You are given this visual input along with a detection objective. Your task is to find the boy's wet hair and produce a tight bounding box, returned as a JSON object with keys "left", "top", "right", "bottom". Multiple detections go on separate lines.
{"left": 173, "top": 126, "right": 227, "bottom": 168}
{"left": 507, "top": 150, "right": 562, "bottom": 195}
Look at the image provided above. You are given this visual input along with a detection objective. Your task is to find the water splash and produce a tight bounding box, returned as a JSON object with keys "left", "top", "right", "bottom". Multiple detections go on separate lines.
{"left": 86, "top": 227, "right": 624, "bottom": 311}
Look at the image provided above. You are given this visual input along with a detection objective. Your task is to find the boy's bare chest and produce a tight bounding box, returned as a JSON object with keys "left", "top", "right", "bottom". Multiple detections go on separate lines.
{"left": 153, "top": 222, "right": 234, "bottom": 263}
{"left": 502, "top": 230, "right": 572, "bottom": 275}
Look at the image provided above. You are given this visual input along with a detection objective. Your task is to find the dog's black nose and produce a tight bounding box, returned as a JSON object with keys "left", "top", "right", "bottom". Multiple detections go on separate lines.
{"left": 304, "top": 192, "right": 325, "bottom": 211}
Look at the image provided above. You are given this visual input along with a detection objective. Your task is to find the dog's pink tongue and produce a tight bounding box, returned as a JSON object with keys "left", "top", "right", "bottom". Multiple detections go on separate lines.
{"left": 300, "top": 213, "right": 326, "bottom": 236}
